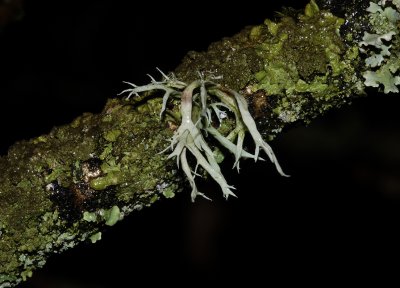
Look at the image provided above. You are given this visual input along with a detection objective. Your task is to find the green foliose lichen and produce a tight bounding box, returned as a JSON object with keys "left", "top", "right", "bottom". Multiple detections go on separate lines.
{"left": 89, "top": 232, "right": 102, "bottom": 244}
{"left": 83, "top": 206, "right": 121, "bottom": 227}
{"left": 103, "top": 129, "right": 121, "bottom": 142}
{"left": 249, "top": 0, "right": 362, "bottom": 126}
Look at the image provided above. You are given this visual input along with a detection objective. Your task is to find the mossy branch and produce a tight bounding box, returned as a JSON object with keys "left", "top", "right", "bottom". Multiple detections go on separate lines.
{"left": 1, "top": 0, "right": 399, "bottom": 286}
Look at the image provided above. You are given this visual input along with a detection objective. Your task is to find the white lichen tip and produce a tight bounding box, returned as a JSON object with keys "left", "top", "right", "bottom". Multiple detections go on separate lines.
{"left": 229, "top": 89, "right": 289, "bottom": 177}
{"left": 120, "top": 69, "right": 288, "bottom": 200}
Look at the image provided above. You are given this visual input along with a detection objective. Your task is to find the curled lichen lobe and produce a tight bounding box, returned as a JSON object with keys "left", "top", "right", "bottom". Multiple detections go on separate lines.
{"left": 358, "top": 0, "right": 400, "bottom": 94}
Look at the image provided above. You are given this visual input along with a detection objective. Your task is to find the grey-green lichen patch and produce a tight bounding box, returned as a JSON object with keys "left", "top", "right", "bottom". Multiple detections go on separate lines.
{"left": 156, "top": 182, "right": 175, "bottom": 199}
{"left": 0, "top": 96, "right": 182, "bottom": 286}
{"left": 0, "top": 210, "right": 84, "bottom": 287}
{"left": 360, "top": 0, "right": 400, "bottom": 93}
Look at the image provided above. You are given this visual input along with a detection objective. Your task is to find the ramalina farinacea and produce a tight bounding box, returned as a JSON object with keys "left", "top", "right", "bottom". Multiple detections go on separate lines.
{"left": 120, "top": 70, "right": 288, "bottom": 201}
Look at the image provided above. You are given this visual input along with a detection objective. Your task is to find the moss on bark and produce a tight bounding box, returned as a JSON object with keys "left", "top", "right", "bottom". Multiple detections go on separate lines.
{"left": 0, "top": 98, "right": 181, "bottom": 286}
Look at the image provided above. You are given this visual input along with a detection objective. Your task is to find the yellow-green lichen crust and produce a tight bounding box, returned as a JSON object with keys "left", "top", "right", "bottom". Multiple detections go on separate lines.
{"left": 0, "top": 97, "right": 181, "bottom": 287}
{"left": 250, "top": 1, "right": 363, "bottom": 127}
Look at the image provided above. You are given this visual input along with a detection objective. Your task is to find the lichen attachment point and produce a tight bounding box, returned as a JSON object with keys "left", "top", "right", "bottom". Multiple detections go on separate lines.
{"left": 120, "top": 69, "right": 288, "bottom": 201}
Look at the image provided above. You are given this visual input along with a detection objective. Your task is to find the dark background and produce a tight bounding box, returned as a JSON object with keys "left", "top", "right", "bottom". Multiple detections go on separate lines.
{"left": 1, "top": 0, "right": 400, "bottom": 286}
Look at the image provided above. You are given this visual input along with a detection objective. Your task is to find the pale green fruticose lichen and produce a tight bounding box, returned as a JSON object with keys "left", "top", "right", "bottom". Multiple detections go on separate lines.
{"left": 360, "top": 0, "right": 400, "bottom": 93}
{"left": 120, "top": 70, "right": 288, "bottom": 201}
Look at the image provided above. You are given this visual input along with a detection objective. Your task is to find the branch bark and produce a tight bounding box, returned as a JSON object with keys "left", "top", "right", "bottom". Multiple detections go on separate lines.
{"left": 1, "top": 0, "right": 397, "bottom": 286}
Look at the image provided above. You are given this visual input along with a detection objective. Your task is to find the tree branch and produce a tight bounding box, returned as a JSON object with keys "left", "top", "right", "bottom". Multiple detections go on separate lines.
{"left": 1, "top": 0, "right": 398, "bottom": 286}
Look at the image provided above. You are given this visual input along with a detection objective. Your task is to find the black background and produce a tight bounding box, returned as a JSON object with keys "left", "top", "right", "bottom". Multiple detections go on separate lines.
{"left": 1, "top": 0, "right": 400, "bottom": 286}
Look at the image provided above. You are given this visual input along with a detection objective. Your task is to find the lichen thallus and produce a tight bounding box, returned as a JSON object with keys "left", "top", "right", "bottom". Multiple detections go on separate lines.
{"left": 120, "top": 69, "right": 288, "bottom": 201}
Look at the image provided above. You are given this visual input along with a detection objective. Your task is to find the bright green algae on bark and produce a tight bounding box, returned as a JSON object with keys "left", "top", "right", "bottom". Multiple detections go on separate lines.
{"left": 0, "top": 98, "right": 181, "bottom": 287}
